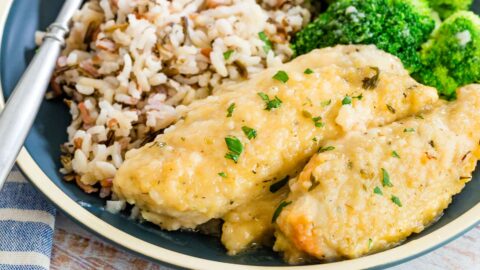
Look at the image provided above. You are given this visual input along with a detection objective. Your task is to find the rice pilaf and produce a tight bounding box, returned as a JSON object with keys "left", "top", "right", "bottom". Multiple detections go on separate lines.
{"left": 51, "top": 0, "right": 312, "bottom": 196}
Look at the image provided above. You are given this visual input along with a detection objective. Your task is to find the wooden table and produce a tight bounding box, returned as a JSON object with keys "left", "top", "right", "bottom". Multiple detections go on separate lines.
{"left": 51, "top": 213, "right": 480, "bottom": 270}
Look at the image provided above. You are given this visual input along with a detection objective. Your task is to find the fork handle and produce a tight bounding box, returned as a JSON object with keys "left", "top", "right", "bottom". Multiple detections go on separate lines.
{"left": 0, "top": 0, "right": 82, "bottom": 189}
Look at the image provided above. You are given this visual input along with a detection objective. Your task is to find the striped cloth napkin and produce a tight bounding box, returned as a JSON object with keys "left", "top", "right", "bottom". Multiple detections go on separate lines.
{"left": 0, "top": 167, "right": 56, "bottom": 270}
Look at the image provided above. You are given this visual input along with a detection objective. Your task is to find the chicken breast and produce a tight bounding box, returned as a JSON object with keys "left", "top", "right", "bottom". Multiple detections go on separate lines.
{"left": 274, "top": 85, "right": 480, "bottom": 264}
{"left": 113, "top": 45, "right": 438, "bottom": 230}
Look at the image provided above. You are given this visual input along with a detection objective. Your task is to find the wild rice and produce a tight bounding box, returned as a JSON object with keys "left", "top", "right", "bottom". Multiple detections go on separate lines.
{"left": 51, "top": 0, "right": 312, "bottom": 195}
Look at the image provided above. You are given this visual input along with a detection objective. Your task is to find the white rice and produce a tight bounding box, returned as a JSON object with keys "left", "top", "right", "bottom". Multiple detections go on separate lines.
{"left": 53, "top": 0, "right": 312, "bottom": 194}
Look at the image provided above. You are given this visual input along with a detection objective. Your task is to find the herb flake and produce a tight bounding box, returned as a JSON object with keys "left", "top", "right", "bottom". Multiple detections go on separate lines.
{"left": 304, "top": 68, "right": 314, "bottom": 74}
{"left": 270, "top": 176, "right": 289, "bottom": 193}
{"left": 386, "top": 104, "right": 396, "bottom": 114}
{"left": 373, "top": 186, "right": 383, "bottom": 195}
{"left": 318, "top": 146, "right": 335, "bottom": 153}
{"left": 224, "top": 136, "right": 243, "bottom": 163}
{"left": 218, "top": 172, "right": 227, "bottom": 178}
{"left": 362, "top": 67, "right": 380, "bottom": 90}
{"left": 309, "top": 174, "right": 320, "bottom": 191}
{"left": 342, "top": 96, "right": 352, "bottom": 105}
{"left": 381, "top": 168, "right": 393, "bottom": 187}
{"left": 242, "top": 126, "right": 257, "bottom": 140}
{"left": 273, "top": 70, "right": 289, "bottom": 83}
{"left": 223, "top": 49, "right": 234, "bottom": 60}
{"left": 226, "top": 103, "right": 235, "bottom": 117}
{"left": 321, "top": 100, "right": 332, "bottom": 107}
{"left": 258, "top": 92, "right": 282, "bottom": 111}
{"left": 404, "top": 128, "right": 415, "bottom": 133}
{"left": 313, "top": 116, "right": 325, "bottom": 127}
{"left": 392, "top": 151, "right": 400, "bottom": 158}
{"left": 391, "top": 195, "right": 402, "bottom": 207}
{"left": 258, "top": 31, "right": 273, "bottom": 53}
{"left": 272, "top": 201, "right": 292, "bottom": 223}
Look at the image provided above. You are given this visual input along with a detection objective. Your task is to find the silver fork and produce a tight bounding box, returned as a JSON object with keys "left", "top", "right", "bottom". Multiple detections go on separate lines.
{"left": 0, "top": 0, "right": 83, "bottom": 189}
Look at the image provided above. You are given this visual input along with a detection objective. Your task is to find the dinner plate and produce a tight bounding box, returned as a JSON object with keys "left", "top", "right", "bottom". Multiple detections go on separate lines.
{"left": 1, "top": 1, "right": 480, "bottom": 269}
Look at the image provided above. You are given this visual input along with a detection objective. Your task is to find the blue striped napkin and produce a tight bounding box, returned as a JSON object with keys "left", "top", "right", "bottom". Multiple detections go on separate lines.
{"left": 0, "top": 167, "right": 56, "bottom": 270}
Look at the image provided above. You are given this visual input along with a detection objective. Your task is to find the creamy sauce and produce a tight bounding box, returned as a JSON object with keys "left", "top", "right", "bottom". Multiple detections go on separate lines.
{"left": 274, "top": 85, "right": 480, "bottom": 263}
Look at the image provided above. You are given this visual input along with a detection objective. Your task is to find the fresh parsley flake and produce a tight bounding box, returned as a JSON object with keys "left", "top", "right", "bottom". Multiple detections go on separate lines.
{"left": 257, "top": 92, "right": 282, "bottom": 111}
{"left": 392, "top": 151, "right": 400, "bottom": 158}
{"left": 373, "top": 186, "right": 383, "bottom": 195}
{"left": 258, "top": 31, "right": 273, "bottom": 53}
{"left": 258, "top": 92, "right": 269, "bottom": 102}
{"left": 223, "top": 49, "right": 234, "bottom": 60}
{"left": 321, "top": 100, "right": 332, "bottom": 107}
{"left": 391, "top": 195, "right": 402, "bottom": 207}
{"left": 318, "top": 146, "right": 335, "bottom": 153}
{"left": 272, "top": 201, "right": 292, "bottom": 223}
{"left": 273, "top": 70, "right": 289, "bottom": 83}
{"left": 386, "top": 104, "right": 396, "bottom": 114}
{"left": 312, "top": 137, "right": 318, "bottom": 142}
{"left": 304, "top": 68, "right": 314, "bottom": 74}
{"left": 312, "top": 116, "right": 324, "bottom": 127}
{"left": 242, "top": 126, "right": 257, "bottom": 140}
{"left": 404, "top": 128, "right": 415, "bottom": 133}
{"left": 342, "top": 96, "right": 352, "bottom": 105}
{"left": 270, "top": 176, "right": 289, "bottom": 193}
{"left": 218, "top": 172, "right": 227, "bottom": 178}
{"left": 362, "top": 67, "right": 380, "bottom": 90}
{"left": 224, "top": 136, "right": 243, "bottom": 163}
{"left": 381, "top": 168, "right": 393, "bottom": 187}
{"left": 368, "top": 238, "right": 373, "bottom": 249}
{"left": 226, "top": 103, "right": 235, "bottom": 117}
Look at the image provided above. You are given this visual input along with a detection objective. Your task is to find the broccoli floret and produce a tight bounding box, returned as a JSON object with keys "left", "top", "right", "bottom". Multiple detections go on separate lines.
{"left": 413, "top": 11, "right": 480, "bottom": 99}
{"left": 426, "top": 0, "right": 473, "bottom": 20}
{"left": 292, "top": 0, "right": 436, "bottom": 72}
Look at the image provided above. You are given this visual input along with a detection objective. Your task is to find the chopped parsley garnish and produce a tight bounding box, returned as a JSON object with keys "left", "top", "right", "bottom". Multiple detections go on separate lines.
{"left": 258, "top": 92, "right": 282, "bottom": 111}
{"left": 258, "top": 31, "right": 273, "bottom": 53}
{"left": 415, "top": 115, "right": 425, "bottom": 120}
{"left": 373, "top": 186, "right": 383, "bottom": 195}
{"left": 223, "top": 49, "right": 234, "bottom": 60}
{"left": 312, "top": 137, "right": 318, "bottom": 142}
{"left": 386, "top": 104, "right": 396, "bottom": 114}
{"left": 269, "top": 176, "right": 289, "bottom": 193}
{"left": 391, "top": 195, "right": 402, "bottom": 207}
{"left": 318, "top": 146, "right": 335, "bottom": 153}
{"left": 342, "top": 96, "right": 352, "bottom": 105}
{"left": 224, "top": 136, "right": 243, "bottom": 163}
{"left": 273, "top": 70, "right": 289, "bottom": 83}
{"left": 381, "top": 168, "right": 393, "bottom": 187}
{"left": 304, "top": 68, "right": 314, "bottom": 74}
{"left": 242, "top": 126, "right": 257, "bottom": 140}
{"left": 368, "top": 238, "right": 373, "bottom": 249}
{"left": 272, "top": 201, "right": 292, "bottom": 223}
{"left": 226, "top": 103, "right": 235, "bottom": 117}
{"left": 404, "top": 128, "right": 415, "bottom": 133}
{"left": 392, "top": 151, "right": 400, "bottom": 158}
{"left": 312, "top": 116, "right": 325, "bottom": 127}
{"left": 321, "top": 100, "right": 332, "bottom": 107}
{"left": 218, "top": 172, "right": 227, "bottom": 178}
{"left": 362, "top": 67, "right": 380, "bottom": 90}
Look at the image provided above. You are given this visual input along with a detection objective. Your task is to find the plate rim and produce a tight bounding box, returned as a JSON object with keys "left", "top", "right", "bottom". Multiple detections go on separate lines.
{"left": 1, "top": 1, "right": 479, "bottom": 269}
